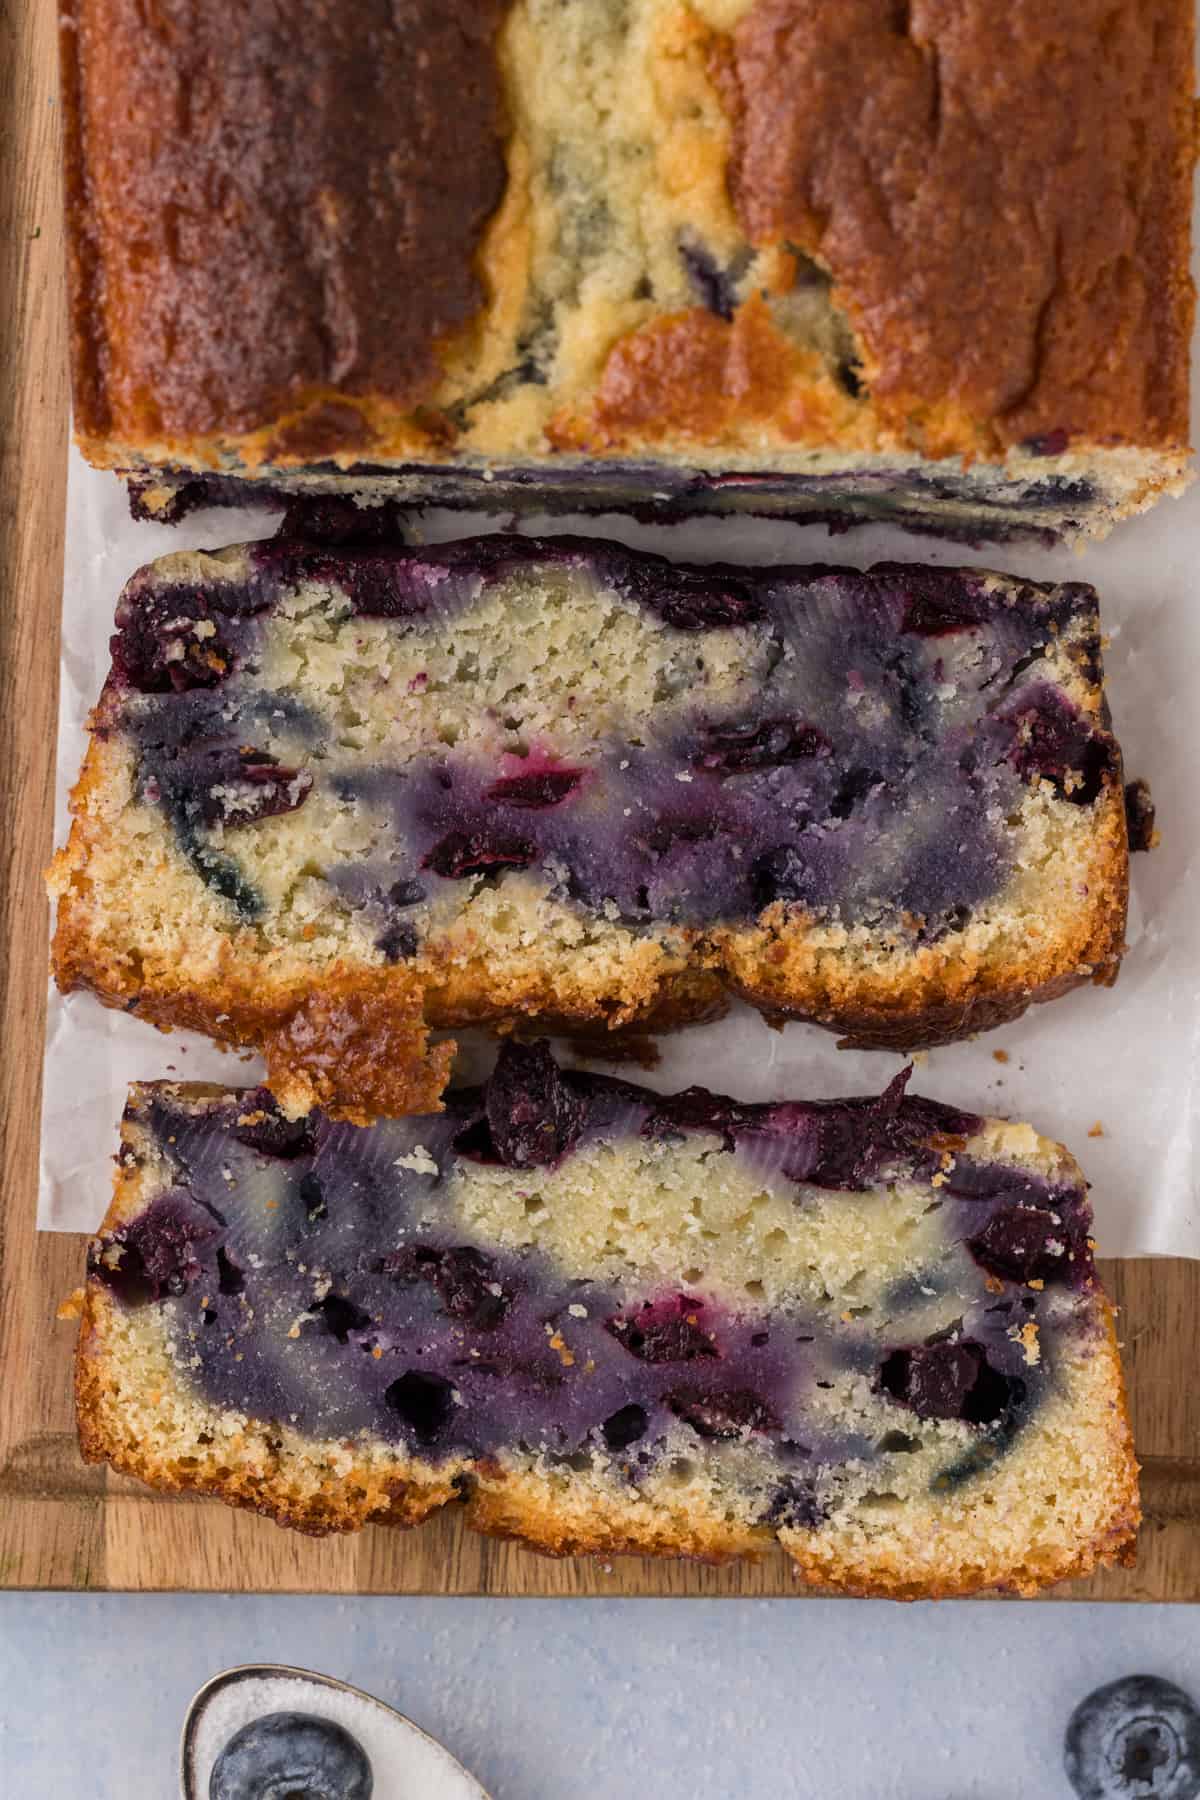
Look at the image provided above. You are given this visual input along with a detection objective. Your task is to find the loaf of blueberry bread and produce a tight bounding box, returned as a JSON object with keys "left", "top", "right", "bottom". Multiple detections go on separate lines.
{"left": 61, "top": 0, "right": 1193, "bottom": 539}
{"left": 49, "top": 537, "right": 1129, "bottom": 1118}
{"left": 75, "top": 1043, "right": 1139, "bottom": 1596}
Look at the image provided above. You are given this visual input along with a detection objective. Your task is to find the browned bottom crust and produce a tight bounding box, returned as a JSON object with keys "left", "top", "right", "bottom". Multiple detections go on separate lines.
{"left": 75, "top": 1126, "right": 1141, "bottom": 1601}
{"left": 51, "top": 850, "right": 1126, "bottom": 1118}
{"left": 74, "top": 1291, "right": 1140, "bottom": 1598}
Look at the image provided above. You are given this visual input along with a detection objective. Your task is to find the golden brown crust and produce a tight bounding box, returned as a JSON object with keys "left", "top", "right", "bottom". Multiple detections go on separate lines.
{"left": 258, "top": 976, "right": 455, "bottom": 1125}
{"left": 49, "top": 715, "right": 1130, "bottom": 1110}
{"left": 61, "top": 0, "right": 1193, "bottom": 486}
{"left": 718, "top": 0, "right": 1197, "bottom": 456}
{"left": 547, "top": 294, "right": 862, "bottom": 454}
{"left": 75, "top": 1124, "right": 1140, "bottom": 1593}
{"left": 721, "top": 780, "right": 1129, "bottom": 1049}
{"left": 60, "top": 0, "right": 508, "bottom": 448}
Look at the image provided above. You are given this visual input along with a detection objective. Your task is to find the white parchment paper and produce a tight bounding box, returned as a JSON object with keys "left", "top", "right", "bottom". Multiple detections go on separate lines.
{"left": 40, "top": 441, "right": 1200, "bottom": 1253}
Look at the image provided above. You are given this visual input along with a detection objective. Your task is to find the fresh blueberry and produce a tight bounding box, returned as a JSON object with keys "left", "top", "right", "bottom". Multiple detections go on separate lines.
{"left": 209, "top": 1709, "right": 373, "bottom": 1799}
{"left": 1064, "top": 1674, "right": 1200, "bottom": 1800}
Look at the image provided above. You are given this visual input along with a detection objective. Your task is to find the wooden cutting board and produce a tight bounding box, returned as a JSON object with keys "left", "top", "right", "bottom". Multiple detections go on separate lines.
{"left": 3, "top": 0, "right": 1198, "bottom": 1597}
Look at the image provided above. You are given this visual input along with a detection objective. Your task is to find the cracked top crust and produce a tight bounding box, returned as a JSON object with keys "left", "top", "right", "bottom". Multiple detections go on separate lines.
{"left": 61, "top": 0, "right": 509, "bottom": 443}
{"left": 719, "top": 0, "right": 1196, "bottom": 455}
{"left": 61, "top": 0, "right": 1194, "bottom": 472}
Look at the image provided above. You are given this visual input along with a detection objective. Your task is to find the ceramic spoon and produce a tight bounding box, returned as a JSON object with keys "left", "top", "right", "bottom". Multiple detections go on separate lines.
{"left": 181, "top": 1662, "right": 489, "bottom": 1799}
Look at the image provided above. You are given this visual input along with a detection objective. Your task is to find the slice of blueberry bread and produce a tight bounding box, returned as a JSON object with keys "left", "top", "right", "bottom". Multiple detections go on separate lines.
{"left": 63, "top": 1, "right": 1194, "bottom": 541}
{"left": 49, "top": 537, "right": 1128, "bottom": 1118}
{"left": 76, "top": 1043, "right": 1138, "bottom": 1596}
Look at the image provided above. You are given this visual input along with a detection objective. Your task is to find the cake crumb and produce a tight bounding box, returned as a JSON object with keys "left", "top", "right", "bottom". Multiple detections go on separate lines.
{"left": 1088, "top": 1121, "right": 1105, "bottom": 1138}
{"left": 992, "top": 1049, "right": 1009, "bottom": 1064}
{"left": 394, "top": 1145, "right": 439, "bottom": 1175}
{"left": 57, "top": 1288, "right": 86, "bottom": 1322}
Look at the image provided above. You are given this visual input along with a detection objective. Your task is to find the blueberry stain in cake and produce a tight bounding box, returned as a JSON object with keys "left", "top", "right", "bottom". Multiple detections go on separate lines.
{"left": 103, "top": 540, "right": 1119, "bottom": 955}
{"left": 94, "top": 1048, "right": 1099, "bottom": 1507}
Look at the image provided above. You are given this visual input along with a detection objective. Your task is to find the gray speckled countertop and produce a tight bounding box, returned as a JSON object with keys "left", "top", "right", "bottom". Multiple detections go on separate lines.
{"left": 2, "top": 1595, "right": 1197, "bottom": 1797}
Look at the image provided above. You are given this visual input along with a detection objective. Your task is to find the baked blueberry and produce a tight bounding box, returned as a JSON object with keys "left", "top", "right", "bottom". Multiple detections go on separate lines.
{"left": 877, "top": 1341, "right": 1022, "bottom": 1426}
{"left": 209, "top": 1710, "right": 372, "bottom": 1800}
{"left": 482, "top": 1039, "right": 588, "bottom": 1170}
{"left": 78, "top": 1054, "right": 1133, "bottom": 1593}
{"left": 668, "top": 1387, "right": 779, "bottom": 1439}
{"left": 58, "top": 539, "right": 1130, "bottom": 1105}
{"left": 422, "top": 829, "right": 538, "bottom": 880}
{"left": 486, "top": 767, "right": 583, "bottom": 807}
{"left": 967, "top": 1203, "right": 1088, "bottom": 1286}
{"left": 607, "top": 1296, "right": 719, "bottom": 1363}
{"left": 1064, "top": 1675, "right": 1200, "bottom": 1800}
{"left": 383, "top": 1244, "right": 511, "bottom": 1329}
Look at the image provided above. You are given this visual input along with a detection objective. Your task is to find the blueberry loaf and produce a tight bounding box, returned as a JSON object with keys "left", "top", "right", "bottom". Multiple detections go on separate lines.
{"left": 76, "top": 1044, "right": 1139, "bottom": 1596}
{"left": 49, "top": 537, "right": 1128, "bottom": 1117}
{"left": 61, "top": 0, "right": 1194, "bottom": 539}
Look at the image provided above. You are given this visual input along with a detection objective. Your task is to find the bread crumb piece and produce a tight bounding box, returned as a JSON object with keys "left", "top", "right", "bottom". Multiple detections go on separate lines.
{"left": 394, "top": 1145, "right": 439, "bottom": 1175}
{"left": 1088, "top": 1121, "right": 1105, "bottom": 1138}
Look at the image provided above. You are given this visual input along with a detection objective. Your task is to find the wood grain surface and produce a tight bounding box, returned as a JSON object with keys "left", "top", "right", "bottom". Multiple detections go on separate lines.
{"left": 2, "top": 0, "right": 1199, "bottom": 1598}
